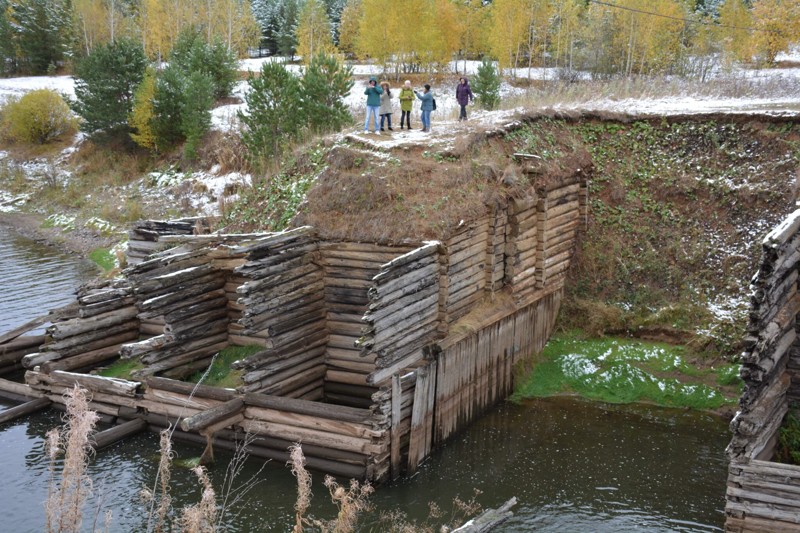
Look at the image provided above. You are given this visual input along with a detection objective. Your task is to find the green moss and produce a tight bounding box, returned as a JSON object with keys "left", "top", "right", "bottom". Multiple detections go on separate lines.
{"left": 513, "top": 331, "right": 740, "bottom": 410}
{"left": 97, "top": 358, "right": 145, "bottom": 380}
{"left": 186, "top": 344, "right": 263, "bottom": 388}
{"left": 89, "top": 247, "right": 116, "bottom": 271}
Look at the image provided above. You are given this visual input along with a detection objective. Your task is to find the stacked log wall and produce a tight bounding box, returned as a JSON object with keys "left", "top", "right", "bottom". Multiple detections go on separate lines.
{"left": 0, "top": 335, "right": 45, "bottom": 376}
{"left": 120, "top": 248, "right": 229, "bottom": 380}
{"left": 725, "top": 209, "right": 800, "bottom": 532}
{"left": 23, "top": 371, "right": 389, "bottom": 481}
{"left": 22, "top": 282, "right": 139, "bottom": 373}
{"left": 231, "top": 227, "right": 328, "bottom": 398}
{"left": 504, "top": 196, "right": 539, "bottom": 299}
{"left": 320, "top": 242, "right": 413, "bottom": 407}
{"left": 446, "top": 219, "right": 490, "bottom": 322}
{"left": 535, "top": 177, "right": 585, "bottom": 291}
{"left": 126, "top": 218, "right": 210, "bottom": 265}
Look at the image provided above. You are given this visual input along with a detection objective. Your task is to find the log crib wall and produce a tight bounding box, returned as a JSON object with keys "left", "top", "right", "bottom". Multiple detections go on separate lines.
{"left": 725, "top": 208, "right": 800, "bottom": 532}
{"left": 6, "top": 173, "right": 587, "bottom": 483}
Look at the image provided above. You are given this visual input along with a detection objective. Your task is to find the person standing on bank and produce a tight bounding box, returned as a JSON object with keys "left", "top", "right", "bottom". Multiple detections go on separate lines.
{"left": 363, "top": 76, "right": 383, "bottom": 134}
{"left": 414, "top": 84, "right": 433, "bottom": 133}
{"left": 379, "top": 81, "right": 393, "bottom": 131}
{"left": 399, "top": 80, "right": 414, "bottom": 130}
{"left": 456, "top": 77, "right": 474, "bottom": 121}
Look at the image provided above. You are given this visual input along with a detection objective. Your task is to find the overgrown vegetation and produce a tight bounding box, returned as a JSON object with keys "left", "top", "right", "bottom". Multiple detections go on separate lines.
{"left": 513, "top": 331, "right": 741, "bottom": 410}
{"left": 97, "top": 358, "right": 145, "bottom": 380}
{"left": 776, "top": 405, "right": 800, "bottom": 465}
{"left": 186, "top": 345, "right": 263, "bottom": 388}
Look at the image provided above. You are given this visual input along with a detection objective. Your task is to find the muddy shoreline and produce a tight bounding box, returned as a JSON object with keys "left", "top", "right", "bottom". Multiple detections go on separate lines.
{"left": 0, "top": 210, "right": 116, "bottom": 258}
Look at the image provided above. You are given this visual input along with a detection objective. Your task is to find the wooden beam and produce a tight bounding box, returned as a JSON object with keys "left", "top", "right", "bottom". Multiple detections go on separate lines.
{"left": 0, "top": 397, "right": 51, "bottom": 425}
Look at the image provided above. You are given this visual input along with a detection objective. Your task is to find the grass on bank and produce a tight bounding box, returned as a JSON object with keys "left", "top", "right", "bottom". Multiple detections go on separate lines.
{"left": 186, "top": 344, "right": 263, "bottom": 389}
{"left": 513, "top": 331, "right": 742, "bottom": 410}
{"left": 97, "top": 357, "right": 145, "bottom": 380}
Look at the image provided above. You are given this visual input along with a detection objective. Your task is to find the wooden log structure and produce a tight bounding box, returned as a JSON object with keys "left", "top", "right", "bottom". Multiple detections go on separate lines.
{"left": 724, "top": 208, "right": 800, "bottom": 532}
{"left": 0, "top": 397, "right": 51, "bottom": 425}
{"left": 4, "top": 167, "right": 591, "bottom": 484}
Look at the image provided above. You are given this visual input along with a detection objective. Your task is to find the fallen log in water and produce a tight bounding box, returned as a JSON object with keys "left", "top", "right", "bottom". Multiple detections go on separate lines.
{"left": 0, "top": 397, "right": 52, "bottom": 425}
{"left": 90, "top": 418, "right": 147, "bottom": 451}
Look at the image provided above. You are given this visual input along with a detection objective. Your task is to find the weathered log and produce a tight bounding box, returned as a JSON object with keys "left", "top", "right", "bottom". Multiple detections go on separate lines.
{"left": 180, "top": 398, "right": 244, "bottom": 432}
{"left": 42, "top": 337, "right": 135, "bottom": 372}
{"left": 147, "top": 376, "right": 237, "bottom": 401}
{"left": 120, "top": 334, "right": 174, "bottom": 359}
{"left": 38, "top": 370, "right": 140, "bottom": 397}
{"left": 235, "top": 329, "right": 328, "bottom": 369}
{"left": 242, "top": 345, "right": 327, "bottom": 384}
{"left": 169, "top": 316, "right": 230, "bottom": 341}
{"left": 452, "top": 497, "right": 517, "bottom": 533}
{"left": 365, "top": 284, "right": 440, "bottom": 324}
{"left": 140, "top": 332, "right": 228, "bottom": 365}
{"left": 248, "top": 356, "right": 325, "bottom": 390}
{"left": 242, "top": 280, "right": 326, "bottom": 317}
{"left": 79, "top": 297, "right": 137, "bottom": 318}
{"left": 0, "top": 397, "right": 52, "bottom": 425}
{"left": 238, "top": 263, "right": 322, "bottom": 294}
{"left": 134, "top": 340, "right": 228, "bottom": 377}
{"left": 239, "top": 270, "right": 325, "bottom": 306}
{"left": 261, "top": 320, "right": 328, "bottom": 349}
{"left": 0, "top": 335, "right": 46, "bottom": 356}
{"left": 373, "top": 253, "right": 438, "bottom": 284}
{"left": 265, "top": 306, "right": 327, "bottom": 337}
{"left": 163, "top": 296, "right": 229, "bottom": 324}
{"left": 140, "top": 289, "right": 227, "bottom": 320}
{"left": 48, "top": 307, "right": 139, "bottom": 340}
{"left": 45, "top": 321, "right": 140, "bottom": 356}
{"left": 91, "top": 418, "right": 147, "bottom": 450}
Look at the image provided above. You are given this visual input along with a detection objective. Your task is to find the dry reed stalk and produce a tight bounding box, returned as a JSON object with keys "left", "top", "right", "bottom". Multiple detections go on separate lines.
{"left": 216, "top": 432, "right": 269, "bottom": 528}
{"left": 43, "top": 385, "right": 100, "bottom": 533}
{"left": 323, "top": 476, "right": 374, "bottom": 533}
{"left": 289, "top": 443, "right": 312, "bottom": 533}
{"left": 178, "top": 466, "right": 217, "bottom": 533}
{"left": 44, "top": 428, "right": 62, "bottom": 533}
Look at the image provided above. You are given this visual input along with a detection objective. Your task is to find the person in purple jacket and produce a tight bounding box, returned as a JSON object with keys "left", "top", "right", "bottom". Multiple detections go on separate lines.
{"left": 456, "top": 77, "right": 474, "bottom": 122}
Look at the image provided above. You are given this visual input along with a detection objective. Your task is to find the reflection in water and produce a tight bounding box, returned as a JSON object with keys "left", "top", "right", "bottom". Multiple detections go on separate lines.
{"left": 0, "top": 224, "right": 96, "bottom": 333}
{"left": 0, "top": 398, "right": 729, "bottom": 532}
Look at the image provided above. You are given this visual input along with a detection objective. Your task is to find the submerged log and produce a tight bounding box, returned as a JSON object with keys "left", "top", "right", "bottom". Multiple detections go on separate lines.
{"left": 0, "top": 397, "right": 52, "bottom": 425}
{"left": 90, "top": 418, "right": 147, "bottom": 451}
{"left": 451, "top": 497, "right": 517, "bottom": 533}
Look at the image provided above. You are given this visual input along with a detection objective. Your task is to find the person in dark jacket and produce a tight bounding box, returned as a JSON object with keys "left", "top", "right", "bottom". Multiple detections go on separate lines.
{"left": 363, "top": 76, "right": 383, "bottom": 134}
{"left": 456, "top": 77, "right": 474, "bottom": 121}
{"left": 414, "top": 84, "right": 434, "bottom": 133}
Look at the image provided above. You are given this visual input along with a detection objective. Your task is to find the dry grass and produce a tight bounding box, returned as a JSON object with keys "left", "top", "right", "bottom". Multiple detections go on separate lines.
{"left": 289, "top": 444, "right": 374, "bottom": 533}
{"left": 178, "top": 466, "right": 218, "bottom": 533}
{"left": 44, "top": 385, "right": 99, "bottom": 533}
{"left": 503, "top": 72, "right": 800, "bottom": 111}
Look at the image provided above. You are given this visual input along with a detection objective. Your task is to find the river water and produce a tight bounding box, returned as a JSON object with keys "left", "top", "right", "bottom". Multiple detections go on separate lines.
{"left": 0, "top": 225, "right": 732, "bottom": 532}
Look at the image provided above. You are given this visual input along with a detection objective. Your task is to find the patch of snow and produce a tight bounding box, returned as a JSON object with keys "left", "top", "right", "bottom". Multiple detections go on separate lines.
{"left": 0, "top": 75, "right": 76, "bottom": 101}
{"left": 560, "top": 353, "right": 599, "bottom": 379}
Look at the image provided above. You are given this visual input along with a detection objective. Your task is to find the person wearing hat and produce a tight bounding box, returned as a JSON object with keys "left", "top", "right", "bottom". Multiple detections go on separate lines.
{"left": 379, "top": 81, "right": 393, "bottom": 131}
{"left": 363, "top": 76, "right": 383, "bottom": 134}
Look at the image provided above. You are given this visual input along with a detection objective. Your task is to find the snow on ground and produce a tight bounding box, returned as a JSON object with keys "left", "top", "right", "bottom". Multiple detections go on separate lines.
{"left": 145, "top": 166, "right": 252, "bottom": 216}
{"left": 0, "top": 75, "right": 75, "bottom": 101}
{"left": 556, "top": 94, "right": 800, "bottom": 117}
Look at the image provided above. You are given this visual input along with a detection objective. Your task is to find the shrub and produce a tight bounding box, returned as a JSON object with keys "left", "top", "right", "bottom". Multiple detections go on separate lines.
{"left": 73, "top": 39, "right": 147, "bottom": 134}
{"left": 472, "top": 58, "right": 502, "bottom": 110}
{"left": 2, "top": 89, "right": 77, "bottom": 144}
{"left": 151, "top": 65, "right": 186, "bottom": 149}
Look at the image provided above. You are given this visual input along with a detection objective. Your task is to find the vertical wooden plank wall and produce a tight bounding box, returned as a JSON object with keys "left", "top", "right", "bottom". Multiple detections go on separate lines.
{"left": 432, "top": 289, "right": 562, "bottom": 446}
{"left": 319, "top": 242, "right": 413, "bottom": 407}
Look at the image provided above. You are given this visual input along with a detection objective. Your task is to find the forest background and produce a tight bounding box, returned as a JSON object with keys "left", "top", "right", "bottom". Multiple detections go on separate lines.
{"left": 0, "top": 0, "right": 797, "bottom": 81}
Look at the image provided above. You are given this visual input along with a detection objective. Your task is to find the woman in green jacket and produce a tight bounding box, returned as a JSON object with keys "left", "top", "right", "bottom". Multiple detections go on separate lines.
{"left": 363, "top": 76, "right": 383, "bottom": 134}
{"left": 399, "top": 80, "right": 414, "bottom": 130}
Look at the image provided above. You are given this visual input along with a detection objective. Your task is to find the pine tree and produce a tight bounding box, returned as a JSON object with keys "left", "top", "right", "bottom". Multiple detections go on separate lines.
{"left": 170, "top": 29, "right": 239, "bottom": 99}
{"left": 72, "top": 38, "right": 147, "bottom": 134}
{"left": 299, "top": 52, "right": 353, "bottom": 132}
{"left": 0, "top": 0, "right": 18, "bottom": 75}
{"left": 12, "top": 0, "right": 74, "bottom": 74}
{"left": 471, "top": 58, "right": 501, "bottom": 110}
{"left": 180, "top": 71, "right": 214, "bottom": 159}
{"left": 277, "top": 0, "right": 299, "bottom": 58}
{"left": 151, "top": 65, "right": 185, "bottom": 148}
{"left": 239, "top": 61, "right": 301, "bottom": 163}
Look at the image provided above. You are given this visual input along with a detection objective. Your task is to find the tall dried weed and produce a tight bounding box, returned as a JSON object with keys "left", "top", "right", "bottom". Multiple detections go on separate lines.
{"left": 44, "top": 385, "right": 99, "bottom": 533}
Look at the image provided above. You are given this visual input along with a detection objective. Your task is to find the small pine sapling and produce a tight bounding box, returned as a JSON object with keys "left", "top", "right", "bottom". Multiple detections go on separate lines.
{"left": 472, "top": 58, "right": 502, "bottom": 111}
